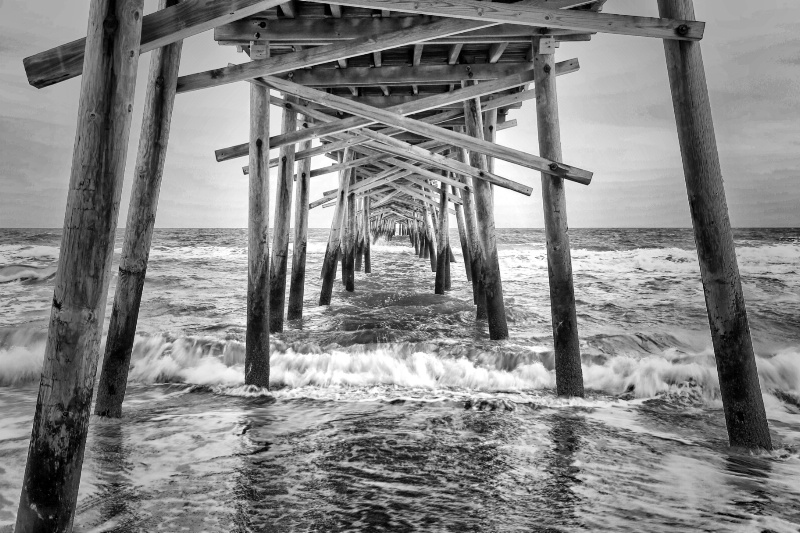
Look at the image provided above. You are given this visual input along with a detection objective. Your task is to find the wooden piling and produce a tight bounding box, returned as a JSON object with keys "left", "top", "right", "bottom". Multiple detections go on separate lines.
{"left": 287, "top": 130, "right": 312, "bottom": 320}
{"left": 424, "top": 205, "right": 438, "bottom": 272}
{"left": 363, "top": 196, "right": 372, "bottom": 273}
{"left": 268, "top": 96, "right": 298, "bottom": 333}
{"left": 463, "top": 92, "right": 509, "bottom": 340}
{"left": 245, "top": 58, "right": 271, "bottom": 388}
{"left": 453, "top": 185, "right": 472, "bottom": 282}
{"left": 95, "top": 0, "right": 183, "bottom": 418}
{"left": 658, "top": 0, "right": 771, "bottom": 449}
{"left": 534, "top": 37, "right": 584, "bottom": 397}
{"left": 344, "top": 174, "right": 357, "bottom": 291}
{"left": 320, "top": 149, "right": 353, "bottom": 305}
{"left": 435, "top": 176, "right": 449, "bottom": 294}
{"left": 452, "top": 130, "right": 484, "bottom": 310}
{"left": 15, "top": 0, "right": 144, "bottom": 530}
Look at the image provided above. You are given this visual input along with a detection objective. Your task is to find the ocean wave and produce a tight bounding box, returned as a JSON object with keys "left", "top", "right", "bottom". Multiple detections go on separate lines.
{"left": 2, "top": 333, "right": 799, "bottom": 411}
{"left": 0, "top": 264, "right": 57, "bottom": 283}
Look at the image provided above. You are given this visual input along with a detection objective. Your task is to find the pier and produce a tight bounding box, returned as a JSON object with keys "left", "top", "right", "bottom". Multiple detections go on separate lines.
{"left": 15, "top": 0, "right": 773, "bottom": 530}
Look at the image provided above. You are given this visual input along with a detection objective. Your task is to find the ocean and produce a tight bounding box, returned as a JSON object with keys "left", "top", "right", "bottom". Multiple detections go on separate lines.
{"left": 1, "top": 227, "right": 799, "bottom": 532}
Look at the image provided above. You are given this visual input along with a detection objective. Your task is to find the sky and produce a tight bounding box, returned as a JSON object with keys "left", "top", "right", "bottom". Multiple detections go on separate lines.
{"left": 0, "top": 0, "right": 798, "bottom": 228}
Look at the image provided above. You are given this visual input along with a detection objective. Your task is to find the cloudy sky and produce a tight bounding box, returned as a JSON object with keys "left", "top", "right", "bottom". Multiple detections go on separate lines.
{"left": 0, "top": 0, "right": 798, "bottom": 228}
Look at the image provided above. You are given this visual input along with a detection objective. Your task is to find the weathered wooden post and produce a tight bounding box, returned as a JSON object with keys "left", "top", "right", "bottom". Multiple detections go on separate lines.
{"left": 534, "top": 37, "right": 584, "bottom": 397}
{"left": 344, "top": 174, "right": 357, "bottom": 291}
{"left": 435, "top": 177, "right": 449, "bottom": 294}
{"left": 453, "top": 131, "right": 484, "bottom": 310}
{"left": 658, "top": 0, "right": 771, "bottom": 449}
{"left": 453, "top": 185, "right": 472, "bottom": 281}
{"left": 464, "top": 93, "right": 509, "bottom": 340}
{"left": 320, "top": 149, "right": 353, "bottom": 305}
{"left": 363, "top": 196, "right": 372, "bottom": 273}
{"left": 423, "top": 205, "right": 438, "bottom": 271}
{"left": 15, "top": 0, "right": 143, "bottom": 530}
{"left": 268, "top": 96, "right": 298, "bottom": 333}
{"left": 95, "top": 0, "right": 183, "bottom": 418}
{"left": 355, "top": 197, "right": 364, "bottom": 272}
{"left": 287, "top": 130, "right": 312, "bottom": 320}
{"left": 245, "top": 44, "right": 271, "bottom": 388}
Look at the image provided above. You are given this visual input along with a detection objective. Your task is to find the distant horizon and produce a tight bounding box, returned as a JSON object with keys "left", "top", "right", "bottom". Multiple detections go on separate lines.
{"left": 2, "top": 226, "right": 798, "bottom": 230}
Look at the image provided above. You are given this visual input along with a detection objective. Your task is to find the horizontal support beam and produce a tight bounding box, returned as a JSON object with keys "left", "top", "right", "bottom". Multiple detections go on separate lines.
{"left": 215, "top": 17, "right": 587, "bottom": 45}
{"left": 177, "top": 16, "right": 497, "bottom": 93}
{"left": 23, "top": 0, "right": 284, "bottom": 89}
{"left": 311, "top": 0, "right": 704, "bottom": 40}
{"left": 277, "top": 62, "right": 534, "bottom": 87}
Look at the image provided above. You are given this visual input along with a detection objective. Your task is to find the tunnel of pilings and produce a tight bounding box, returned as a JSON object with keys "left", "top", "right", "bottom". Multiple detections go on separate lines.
{"left": 14, "top": 0, "right": 774, "bottom": 530}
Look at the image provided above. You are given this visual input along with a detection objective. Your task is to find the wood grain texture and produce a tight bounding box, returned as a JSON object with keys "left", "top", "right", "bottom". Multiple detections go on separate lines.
{"left": 463, "top": 90, "right": 508, "bottom": 339}
{"left": 177, "top": 16, "right": 495, "bottom": 93}
{"left": 320, "top": 149, "right": 354, "bottom": 305}
{"left": 15, "top": 1, "right": 144, "bottom": 531}
{"left": 24, "top": 0, "right": 283, "bottom": 88}
{"left": 534, "top": 39, "right": 584, "bottom": 398}
{"left": 658, "top": 0, "right": 770, "bottom": 450}
{"left": 287, "top": 133, "right": 313, "bottom": 320}
{"left": 313, "top": 0, "right": 704, "bottom": 40}
{"left": 95, "top": 0, "right": 184, "bottom": 419}
{"left": 245, "top": 81, "right": 271, "bottom": 388}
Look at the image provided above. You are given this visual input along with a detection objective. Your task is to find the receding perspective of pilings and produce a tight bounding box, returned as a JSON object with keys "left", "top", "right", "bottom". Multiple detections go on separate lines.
{"left": 95, "top": 0, "right": 184, "bottom": 418}
{"left": 15, "top": 0, "right": 144, "bottom": 530}
{"left": 534, "top": 36, "right": 584, "bottom": 398}
{"left": 14, "top": 8, "right": 777, "bottom": 528}
{"left": 658, "top": 0, "right": 771, "bottom": 450}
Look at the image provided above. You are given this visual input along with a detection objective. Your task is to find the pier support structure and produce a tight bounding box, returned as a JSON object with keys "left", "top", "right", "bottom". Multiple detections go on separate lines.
{"left": 95, "top": 0, "right": 183, "bottom": 418}
{"left": 269, "top": 96, "right": 298, "bottom": 332}
{"left": 287, "top": 130, "right": 312, "bottom": 321}
{"left": 464, "top": 92, "right": 509, "bottom": 340}
{"left": 534, "top": 37, "right": 585, "bottom": 398}
{"left": 320, "top": 149, "right": 353, "bottom": 305}
{"left": 15, "top": 0, "right": 144, "bottom": 530}
{"left": 658, "top": 0, "right": 771, "bottom": 449}
{"left": 245, "top": 50, "right": 271, "bottom": 388}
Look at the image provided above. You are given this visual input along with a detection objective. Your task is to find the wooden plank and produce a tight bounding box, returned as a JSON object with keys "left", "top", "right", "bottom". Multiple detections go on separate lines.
{"left": 177, "top": 16, "right": 498, "bottom": 93}
{"left": 278, "top": 0, "right": 297, "bottom": 17}
{"left": 311, "top": 0, "right": 704, "bottom": 40}
{"left": 274, "top": 62, "right": 534, "bottom": 87}
{"left": 24, "top": 0, "right": 284, "bottom": 88}
{"left": 448, "top": 43, "right": 463, "bottom": 64}
{"left": 264, "top": 75, "right": 591, "bottom": 184}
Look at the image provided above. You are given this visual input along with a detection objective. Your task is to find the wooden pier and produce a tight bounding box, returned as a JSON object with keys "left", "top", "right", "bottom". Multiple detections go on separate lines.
{"left": 16, "top": 0, "right": 773, "bottom": 529}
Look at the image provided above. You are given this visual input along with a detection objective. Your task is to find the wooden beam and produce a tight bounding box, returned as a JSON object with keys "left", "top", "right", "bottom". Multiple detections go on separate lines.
{"left": 214, "top": 17, "right": 589, "bottom": 45}
{"left": 177, "top": 17, "right": 498, "bottom": 93}
{"left": 24, "top": 0, "right": 284, "bottom": 89}
{"left": 330, "top": 3, "right": 342, "bottom": 17}
{"left": 488, "top": 42, "right": 508, "bottom": 63}
{"left": 264, "top": 75, "right": 591, "bottom": 184}
{"left": 278, "top": 0, "right": 297, "bottom": 17}
{"left": 412, "top": 43, "right": 424, "bottom": 66}
{"left": 273, "top": 62, "right": 535, "bottom": 87}
{"left": 312, "top": 0, "right": 705, "bottom": 40}
{"left": 253, "top": 59, "right": 579, "bottom": 155}
{"left": 448, "top": 43, "right": 463, "bottom": 65}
